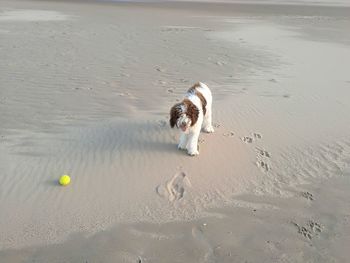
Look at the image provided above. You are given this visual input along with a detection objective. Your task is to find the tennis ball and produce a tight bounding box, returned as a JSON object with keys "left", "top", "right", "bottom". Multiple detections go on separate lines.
{"left": 59, "top": 175, "right": 71, "bottom": 186}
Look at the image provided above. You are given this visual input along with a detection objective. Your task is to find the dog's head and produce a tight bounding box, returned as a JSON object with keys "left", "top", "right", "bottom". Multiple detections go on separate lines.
{"left": 170, "top": 99, "right": 199, "bottom": 132}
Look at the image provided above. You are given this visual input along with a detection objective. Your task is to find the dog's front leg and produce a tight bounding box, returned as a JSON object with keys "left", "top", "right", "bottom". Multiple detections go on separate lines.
{"left": 178, "top": 131, "right": 187, "bottom": 150}
{"left": 186, "top": 130, "right": 200, "bottom": 156}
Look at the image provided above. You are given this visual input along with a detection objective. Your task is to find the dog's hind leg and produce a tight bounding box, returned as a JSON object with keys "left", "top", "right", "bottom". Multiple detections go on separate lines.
{"left": 202, "top": 106, "right": 214, "bottom": 133}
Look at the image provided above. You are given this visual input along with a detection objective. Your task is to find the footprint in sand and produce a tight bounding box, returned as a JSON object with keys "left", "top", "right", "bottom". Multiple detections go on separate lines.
{"left": 255, "top": 147, "right": 271, "bottom": 172}
{"left": 253, "top": 133, "right": 262, "bottom": 139}
{"left": 301, "top": 191, "right": 314, "bottom": 201}
{"left": 156, "top": 172, "right": 191, "bottom": 202}
{"left": 223, "top": 131, "right": 234, "bottom": 137}
{"left": 297, "top": 224, "right": 313, "bottom": 240}
{"left": 256, "top": 148, "right": 271, "bottom": 158}
{"left": 256, "top": 160, "right": 270, "bottom": 172}
{"left": 213, "top": 123, "right": 221, "bottom": 128}
{"left": 292, "top": 220, "right": 323, "bottom": 240}
{"left": 158, "top": 80, "right": 167, "bottom": 85}
{"left": 242, "top": 133, "right": 262, "bottom": 143}
{"left": 242, "top": 136, "right": 253, "bottom": 143}
{"left": 115, "top": 92, "right": 134, "bottom": 98}
{"left": 308, "top": 220, "right": 322, "bottom": 233}
{"left": 155, "top": 67, "right": 166, "bottom": 72}
{"left": 215, "top": 61, "right": 226, "bottom": 66}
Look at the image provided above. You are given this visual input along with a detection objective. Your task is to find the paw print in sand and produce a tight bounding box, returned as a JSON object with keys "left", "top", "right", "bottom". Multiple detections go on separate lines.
{"left": 292, "top": 220, "right": 323, "bottom": 240}
{"left": 301, "top": 191, "right": 314, "bottom": 201}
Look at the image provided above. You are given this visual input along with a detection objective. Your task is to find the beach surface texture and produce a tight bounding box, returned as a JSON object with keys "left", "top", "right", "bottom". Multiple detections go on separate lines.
{"left": 1, "top": 0, "right": 350, "bottom": 262}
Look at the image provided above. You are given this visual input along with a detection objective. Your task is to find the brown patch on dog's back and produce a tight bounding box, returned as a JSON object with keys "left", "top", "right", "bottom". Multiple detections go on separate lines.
{"left": 187, "top": 83, "right": 207, "bottom": 115}
{"left": 195, "top": 91, "right": 207, "bottom": 115}
{"left": 187, "top": 82, "right": 201, "bottom": 93}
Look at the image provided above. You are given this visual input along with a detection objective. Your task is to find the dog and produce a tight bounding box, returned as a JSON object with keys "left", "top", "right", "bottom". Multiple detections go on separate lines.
{"left": 169, "top": 82, "right": 214, "bottom": 156}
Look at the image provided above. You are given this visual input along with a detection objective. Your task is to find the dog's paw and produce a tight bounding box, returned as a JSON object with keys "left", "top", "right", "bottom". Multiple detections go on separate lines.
{"left": 187, "top": 150, "right": 199, "bottom": 156}
{"left": 203, "top": 126, "right": 214, "bottom": 133}
{"left": 178, "top": 144, "right": 186, "bottom": 151}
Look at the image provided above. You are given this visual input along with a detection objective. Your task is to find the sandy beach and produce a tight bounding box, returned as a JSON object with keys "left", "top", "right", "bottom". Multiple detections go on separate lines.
{"left": 1, "top": 0, "right": 350, "bottom": 262}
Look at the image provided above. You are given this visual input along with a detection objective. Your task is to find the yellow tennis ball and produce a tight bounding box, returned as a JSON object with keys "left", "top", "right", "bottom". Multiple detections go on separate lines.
{"left": 59, "top": 175, "right": 71, "bottom": 186}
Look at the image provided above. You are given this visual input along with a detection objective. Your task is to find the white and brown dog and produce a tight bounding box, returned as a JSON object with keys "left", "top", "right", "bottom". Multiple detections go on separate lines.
{"left": 170, "top": 82, "right": 214, "bottom": 156}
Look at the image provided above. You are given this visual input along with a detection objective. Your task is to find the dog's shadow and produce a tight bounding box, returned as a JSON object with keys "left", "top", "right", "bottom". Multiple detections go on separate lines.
{"left": 61, "top": 119, "right": 180, "bottom": 156}
{"left": 9, "top": 119, "right": 181, "bottom": 159}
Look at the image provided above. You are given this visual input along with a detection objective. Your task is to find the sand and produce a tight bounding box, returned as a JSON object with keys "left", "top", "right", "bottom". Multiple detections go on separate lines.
{"left": 0, "top": 0, "right": 350, "bottom": 262}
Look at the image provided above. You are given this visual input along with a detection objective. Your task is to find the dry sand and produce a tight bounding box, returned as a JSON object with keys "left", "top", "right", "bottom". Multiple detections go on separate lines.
{"left": 0, "top": 0, "right": 350, "bottom": 262}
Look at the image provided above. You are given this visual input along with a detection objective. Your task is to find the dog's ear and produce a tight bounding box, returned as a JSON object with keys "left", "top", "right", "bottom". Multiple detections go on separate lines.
{"left": 185, "top": 100, "right": 199, "bottom": 127}
{"left": 169, "top": 103, "right": 180, "bottom": 128}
